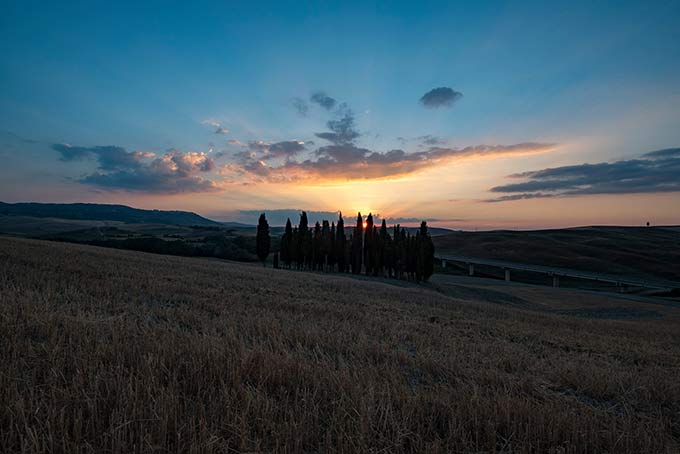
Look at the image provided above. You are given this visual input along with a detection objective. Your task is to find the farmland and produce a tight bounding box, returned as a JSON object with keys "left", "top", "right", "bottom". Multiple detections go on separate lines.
{"left": 1, "top": 237, "right": 679, "bottom": 453}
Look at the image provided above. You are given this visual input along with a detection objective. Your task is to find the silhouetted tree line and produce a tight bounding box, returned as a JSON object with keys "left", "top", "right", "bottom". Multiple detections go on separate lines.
{"left": 48, "top": 233, "right": 264, "bottom": 262}
{"left": 258, "top": 211, "right": 435, "bottom": 282}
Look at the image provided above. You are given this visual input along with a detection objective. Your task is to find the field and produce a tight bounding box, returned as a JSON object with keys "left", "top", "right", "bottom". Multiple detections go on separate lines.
{"left": 2, "top": 237, "right": 680, "bottom": 453}
{"left": 433, "top": 226, "right": 680, "bottom": 281}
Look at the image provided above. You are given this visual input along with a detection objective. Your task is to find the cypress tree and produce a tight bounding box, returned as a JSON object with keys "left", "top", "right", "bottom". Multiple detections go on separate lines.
{"left": 419, "top": 221, "right": 435, "bottom": 282}
{"left": 352, "top": 213, "right": 363, "bottom": 274}
{"left": 280, "top": 218, "right": 293, "bottom": 268}
{"left": 380, "top": 219, "right": 389, "bottom": 277}
{"left": 256, "top": 213, "right": 270, "bottom": 266}
{"left": 330, "top": 221, "right": 336, "bottom": 270}
{"left": 336, "top": 214, "right": 346, "bottom": 272}
{"left": 415, "top": 231, "right": 423, "bottom": 282}
{"left": 322, "top": 220, "right": 331, "bottom": 270}
{"left": 298, "top": 212, "right": 309, "bottom": 269}
{"left": 402, "top": 230, "right": 408, "bottom": 280}
{"left": 392, "top": 224, "right": 401, "bottom": 279}
{"left": 313, "top": 222, "right": 322, "bottom": 270}
{"left": 364, "top": 213, "right": 374, "bottom": 275}
{"left": 304, "top": 228, "right": 313, "bottom": 270}
{"left": 291, "top": 226, "right": 299, "bottom": 269}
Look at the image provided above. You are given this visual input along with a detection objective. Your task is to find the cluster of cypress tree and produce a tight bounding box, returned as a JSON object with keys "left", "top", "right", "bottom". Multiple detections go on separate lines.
{"left": 276, "top": 211, "right": 435, "bottom": 282}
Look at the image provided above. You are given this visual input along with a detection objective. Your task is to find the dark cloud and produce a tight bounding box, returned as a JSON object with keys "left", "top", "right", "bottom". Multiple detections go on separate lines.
{"left": 267, "top": 141, "right": 306, "bottom": 159}
{"left": 315, "top": 111, "right": 360, "bottom": 145}
{"left": 418, "top": 135, "right": 446, "bottom": 146}
{"left": 237, "top": 140, "right": 307, "bottom": 162}
{"left": 292, "top": 97, "right": 309, "bottom": 116}
{"left": 55, "top": 143, "right": 98, "bottom": 161}
{"left": 486, "top": 147, "right": 680, "bottom": 202}
{"left": 310, "top": 91, "right": 337, "bottom": 110}
{"left": 642, "top": 147, "right": 680, "bottom": 159}
{"left": 315, "top": 144, "right": 371, "bottom": 163}
{"left": 420, "top": 87, "right": 463, "bottom": 109}
{"left": 54, "top": 144, "right": 151, "bottom": 170}
{"left": 53, "top": 144, "right": 218, "bottom": 193}
{"left": 229, "top": 142, "right": 555, "bottom": 182}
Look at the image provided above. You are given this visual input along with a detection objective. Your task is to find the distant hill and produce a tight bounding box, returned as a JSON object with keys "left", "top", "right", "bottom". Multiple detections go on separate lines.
{"left": 433, "top": 226, "right": 680, "bottom": 281}
{"left": 0, "top": 202, "right": 220, "bottom": 226}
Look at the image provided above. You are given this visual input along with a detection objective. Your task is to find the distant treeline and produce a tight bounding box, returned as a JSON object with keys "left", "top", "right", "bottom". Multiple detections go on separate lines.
{"left": 47, "top": 234, "right": 261, "bottom": 262}
{"left": 259, "top": 211, "right": 435, "bottom": 283}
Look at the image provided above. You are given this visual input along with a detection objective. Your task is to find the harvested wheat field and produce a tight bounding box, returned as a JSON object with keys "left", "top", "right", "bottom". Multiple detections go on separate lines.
{"left": 1, "top": 237, "right": 679, "bottom": 453}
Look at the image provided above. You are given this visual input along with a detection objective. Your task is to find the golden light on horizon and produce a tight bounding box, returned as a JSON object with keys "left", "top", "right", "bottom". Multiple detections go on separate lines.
{"left": 362, "top": 221, "right": 368, "bottom": 229}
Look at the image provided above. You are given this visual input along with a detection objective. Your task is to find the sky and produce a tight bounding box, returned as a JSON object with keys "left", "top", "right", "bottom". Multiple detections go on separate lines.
{"left": 1, "top": 0, "right": 679, "bottom": 228}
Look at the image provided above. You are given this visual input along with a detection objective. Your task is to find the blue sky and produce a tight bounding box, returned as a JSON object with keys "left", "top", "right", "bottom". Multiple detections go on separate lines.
{"left": 1, "top": 0, "right": 679, "bottom": 228}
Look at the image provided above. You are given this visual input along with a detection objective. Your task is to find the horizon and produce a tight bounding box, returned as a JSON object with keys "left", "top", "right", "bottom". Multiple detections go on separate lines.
{"left": 2, "top": 1, "right": 679, "bottom": 228}
{"left": 4, "top": 199, "right": 679, "bottom": 232}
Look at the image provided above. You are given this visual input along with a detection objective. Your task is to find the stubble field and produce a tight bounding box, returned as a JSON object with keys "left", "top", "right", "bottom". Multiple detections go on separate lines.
{"left": 1, "top": 237, "right": 679, "bottom": 453}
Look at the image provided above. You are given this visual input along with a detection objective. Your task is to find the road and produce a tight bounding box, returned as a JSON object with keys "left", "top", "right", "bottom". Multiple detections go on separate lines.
{"left": 437, "top": 254, "right": 680, "bottom": 292}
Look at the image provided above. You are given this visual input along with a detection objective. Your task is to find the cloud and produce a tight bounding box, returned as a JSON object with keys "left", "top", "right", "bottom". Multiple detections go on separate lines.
{"left": 642, "top": 147, "right": 680, "bottom": 159}
{"left": 396, "top": 135, "right": 447, "bottom": 147}
{"left": 420, "top": 87, "right": 463, "bottom": 109}
{"left": 418, "top": 135, "right": 446, "bottom": 146}
{"left": 54, "top": 144, "right": 155, "bottom": 170}
{"left": 201, "top": 119, "right": 229, "bottom": 135}
{"left": 53, "top": 144, "right": 219, "bottom": 193}
{"left": 486, "top": 147, "right": 680, "bottom": 201}
{"left": 292, "top": 97, "right": 309, "bottom": 116}
{"left": 315, "top": 111, "right": 360, "bottom": 145}
{"left": 227, "top": 142, "right": 555, "bottom": 183}
{"left": 234, "top": 140, "right": 307, "bottom": 164}
{"left": 266, "top": 140, "right": 306, "bottom": 159}
{"left": 310, "top": 91, "right": 337, "bottom": 111}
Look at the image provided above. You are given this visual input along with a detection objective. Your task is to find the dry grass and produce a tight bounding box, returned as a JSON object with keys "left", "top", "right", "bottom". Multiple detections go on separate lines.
{"left": 1, "top": 237, "right": 679, "bottom": 453}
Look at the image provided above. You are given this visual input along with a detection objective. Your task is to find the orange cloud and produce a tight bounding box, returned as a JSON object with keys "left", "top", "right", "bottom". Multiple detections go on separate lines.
{"left": 227, "top": 142, "right": 557, "bottom": 184}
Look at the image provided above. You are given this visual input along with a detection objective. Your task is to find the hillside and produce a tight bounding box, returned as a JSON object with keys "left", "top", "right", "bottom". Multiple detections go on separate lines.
{"left": 0, "top": 201, "right": 220, "bottom": 226}
{"left": 1, "top": 237, "right": 679, "bottom": 453}
{"left": 434, "top": 226, "right": 680, "bottom": 281}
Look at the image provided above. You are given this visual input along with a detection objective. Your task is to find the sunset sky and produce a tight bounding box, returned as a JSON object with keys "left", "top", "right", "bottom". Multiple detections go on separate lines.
{"left": 1, "top": 1, "right": 679, "bottom": 228}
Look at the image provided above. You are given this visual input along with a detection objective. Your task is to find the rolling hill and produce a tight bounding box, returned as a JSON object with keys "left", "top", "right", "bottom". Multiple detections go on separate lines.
{"left": 0, "top": 201, "right": 220, "bottom": 226}
{"left": 434, "top": 226, "right": 680, "bottom": 281}
{"left": 1, "top": 237, "right": 678, "bottom": 453}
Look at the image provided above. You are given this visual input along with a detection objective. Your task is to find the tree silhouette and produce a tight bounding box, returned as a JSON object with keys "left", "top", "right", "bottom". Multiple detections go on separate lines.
{"left": 313, "top": 222, "right": 322, "bottom": 270}
{"left": 292, "top": 226, "right": 300, "bottom": 269}
{"left": 280, "top": 218, "right": 293, "bottom": 268}
{"left": 380, "top": 219, "right": 390, "bottom": 277}
{"left": 336, "top": 213, "right": 346, "bottom": 273}
{"left": 298, "top": 211, "right": 309, "bottom": 269}
{"left": 352, "top": 213, "right": 363, "bottom": 274}
{"left": 419, "top": 221, "right": 435, "bottom": 282}
{"left": 330, "top": 221, "right": 337, "bottom": 270}
{"left": 256, "top": 213, "right": 270, "bottom": 266}
{"left": 364, "top": 213, "right": 374, "bottom": 275}
{"left": 322, "top": 220, "right": 332, "bottom": 271}
{"left": 263, "top": 210, "right": 435, "bottom": 282}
